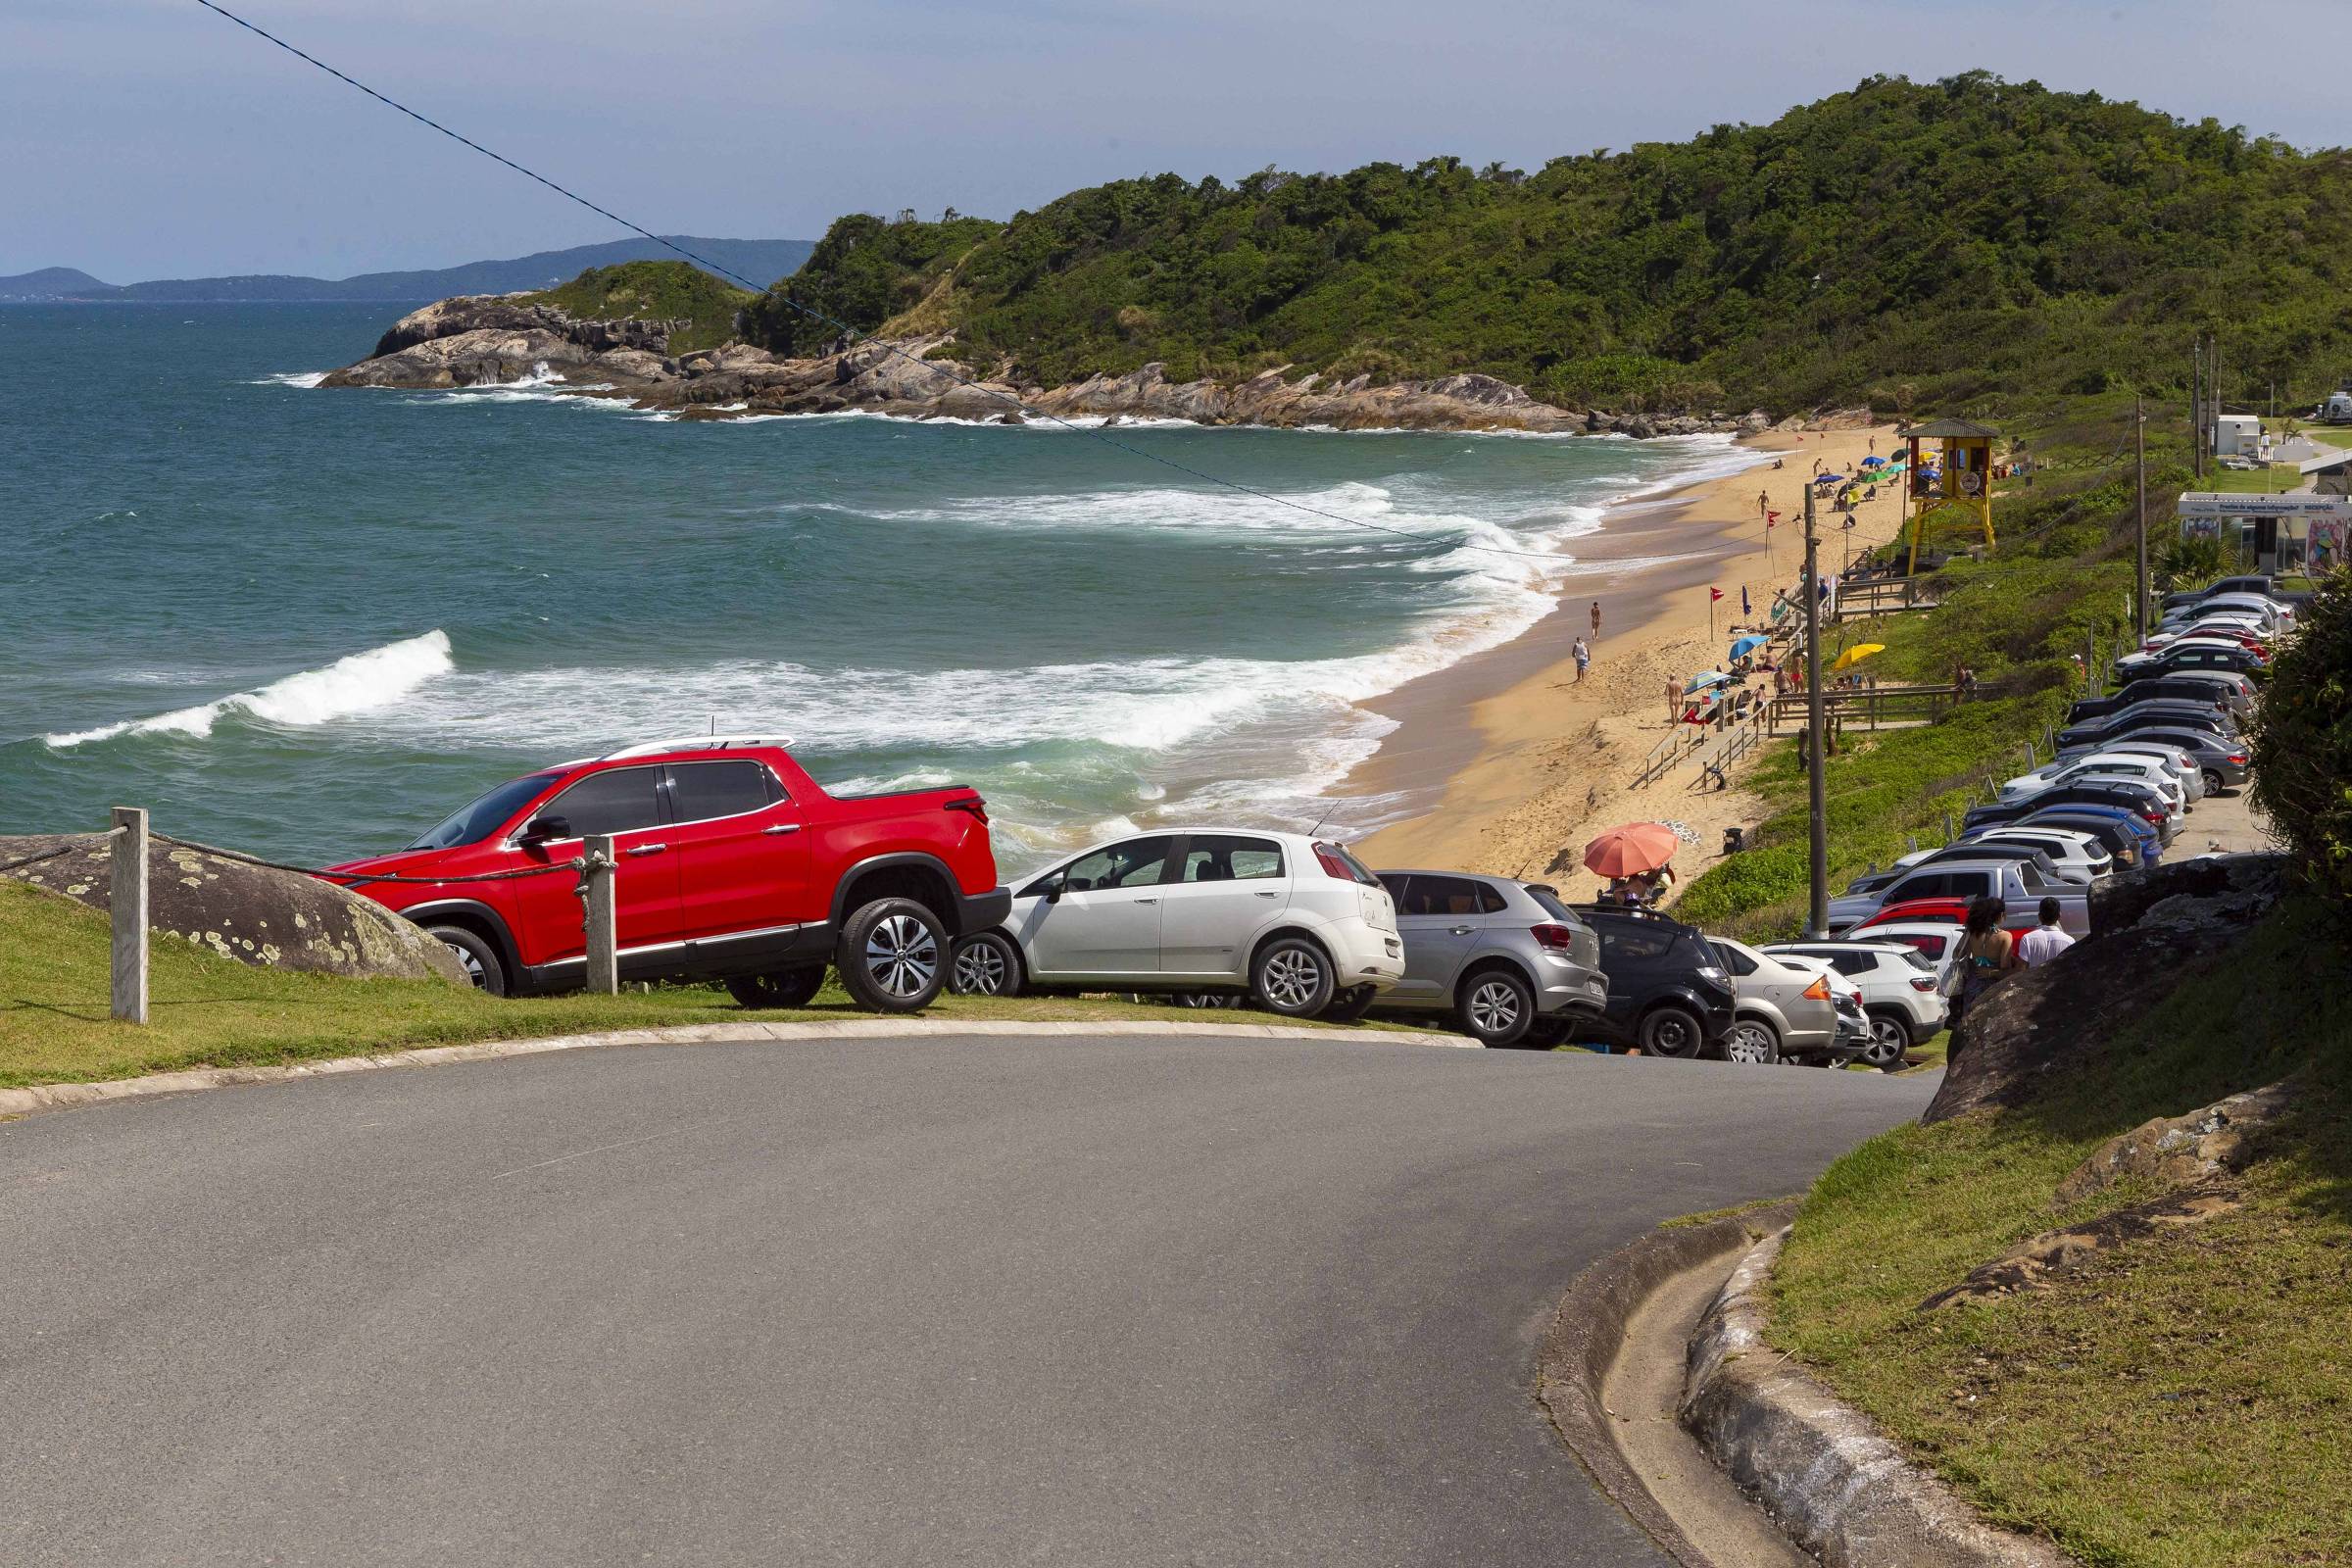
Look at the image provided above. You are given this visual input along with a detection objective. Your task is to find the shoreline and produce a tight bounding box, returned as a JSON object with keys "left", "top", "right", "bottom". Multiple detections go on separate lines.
{"left": 1352, "top": 421, "right": 1907, "bottom": 886}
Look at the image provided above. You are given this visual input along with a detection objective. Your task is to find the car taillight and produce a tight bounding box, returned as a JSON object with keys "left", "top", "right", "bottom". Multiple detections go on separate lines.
{"left": 944, "top": 796, "right": 989, "bottom": 824}
{"left": 1910, "top": 976, "right": 1938, "bottom": 992}
{"left": 1531, "top": 923, "right": 1577, "bottom": 951}
{"left": 1313, "top": 845, "right": 1356, "bottom": 879}
{"left": 1802, "top": 975, "right": 1832, "bottom": 1002}
{"left": 2141, "top": 809, "right": 2163, "bottom": 823}
{"left": 2229, "top": 753, "right": 2246, "bottom": 764}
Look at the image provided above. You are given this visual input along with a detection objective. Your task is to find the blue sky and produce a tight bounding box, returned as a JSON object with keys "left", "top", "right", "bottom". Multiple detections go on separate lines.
{"left": 5, "top": 0, "right": 2343, "bottom": 280}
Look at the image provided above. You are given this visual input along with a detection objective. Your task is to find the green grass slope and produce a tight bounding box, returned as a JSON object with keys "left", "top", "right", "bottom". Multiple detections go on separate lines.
{"left": 522, "top": 260, "right": 754, "bottom": 354}
{"left": 747, "top": 74, "right": 2352, "bottom": 416}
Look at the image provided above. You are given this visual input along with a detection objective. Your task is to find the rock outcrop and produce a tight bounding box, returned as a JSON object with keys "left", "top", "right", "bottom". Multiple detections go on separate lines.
{"left": 2052, "top": 1076, "right": 2300, "bottom": 1205}
{"left": 1924, "top": 853, "right": 2290, "bottom": 1124}
{"left": 319, "top": 299, "right": 1768, "bottom": 435}
{"left": 0, "top": 834, "right": 466, "bottom": 985}
{"left": 1915, "top": 1189, "right": 2244, "bottom": 1311}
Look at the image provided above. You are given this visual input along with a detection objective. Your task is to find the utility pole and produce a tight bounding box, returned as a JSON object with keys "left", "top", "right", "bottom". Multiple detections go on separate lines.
{"left": 2134, "top": 395, "right": 2148, "bottom": 639}
{"left": 2190, "top": 338, "right": 2205, "bottom": 479}
{"left": 1803, "top": 482, "right": 1828, "bottom": 938}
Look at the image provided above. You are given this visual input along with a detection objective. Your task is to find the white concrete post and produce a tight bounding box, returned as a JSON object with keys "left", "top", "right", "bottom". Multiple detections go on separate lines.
{"left": 111, "top": 807, "right": 149, "bottom": 1024}
{"left": 582, "top": 835, "right": 617, "bottom": 995}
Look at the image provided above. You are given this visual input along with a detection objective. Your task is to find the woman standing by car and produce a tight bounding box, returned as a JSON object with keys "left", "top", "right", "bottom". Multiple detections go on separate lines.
{"left": 1949, "top": 896, "right": 2019, "bottom": 1044}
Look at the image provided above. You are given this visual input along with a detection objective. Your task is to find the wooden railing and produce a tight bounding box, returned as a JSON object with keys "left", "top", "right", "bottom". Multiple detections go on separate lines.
{"left": 1831, "top": 576, "right": 1942, "bottom": 620}
{"left": 1766, "top": 682, "right": 1962, "bottom": 734}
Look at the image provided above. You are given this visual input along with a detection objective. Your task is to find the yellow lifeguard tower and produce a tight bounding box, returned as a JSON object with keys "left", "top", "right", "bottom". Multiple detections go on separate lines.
{"left": 1900, "top": 416, "right": 1999, "bottom": 573}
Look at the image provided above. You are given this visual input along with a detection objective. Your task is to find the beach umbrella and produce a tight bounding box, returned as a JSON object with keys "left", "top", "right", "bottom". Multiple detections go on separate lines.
{"left": 1685, "top": 669, "right": 1733, "bottom": 693}
{"left": 1831, "top": 642, "right": 1885, "bottom": 672}
{"left": 1812, "top": 472, "right": 1842, "bottom": 487}
{"left": 1729, "top": 633, "right": 1768, "bottom": 660}
{"left": 1583, "top": 822, "right": 1682, "bottom": 879}
{"left": 1859, "top": 455, "right": 1886, "bottom": 467}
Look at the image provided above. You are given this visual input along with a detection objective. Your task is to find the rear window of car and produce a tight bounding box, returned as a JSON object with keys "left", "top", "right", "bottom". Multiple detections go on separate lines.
{"left": 1525, "top": 885, "right": 1579, "bottom": 923}
{"left": 1891, "top": 933, "right": 1949, "bottom": 959}
{"left": 1596, "top": 922, "right": 1677, "bottom": 961}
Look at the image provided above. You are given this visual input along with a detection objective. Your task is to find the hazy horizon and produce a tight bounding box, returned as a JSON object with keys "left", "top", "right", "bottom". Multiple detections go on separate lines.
{"left": 7, "top": 0, "right": 2345, "bottom": 281}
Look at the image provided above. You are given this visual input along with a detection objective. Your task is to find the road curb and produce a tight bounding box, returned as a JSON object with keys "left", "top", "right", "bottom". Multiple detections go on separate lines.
{"left": 1534, "top": 1200, "right": 1797, "bottom": 1568}
{"left": 1682, "top": 1226, "right": 2071, "bottom": 1568}
{"left": 0, "top": 1018, "right": 1472, "bottom": 1122}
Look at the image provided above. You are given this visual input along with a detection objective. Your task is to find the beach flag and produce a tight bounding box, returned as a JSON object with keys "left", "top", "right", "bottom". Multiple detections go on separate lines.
{"left": 1766, "top": 511, "right": 1779, "bottom": 527}
{"left": 1709, "top": 587, "right": 1724, "bottom": 602}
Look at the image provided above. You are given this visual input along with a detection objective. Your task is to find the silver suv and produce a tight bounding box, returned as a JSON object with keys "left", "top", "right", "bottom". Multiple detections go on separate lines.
{"left": 1367, "top": 871, "right": 1608, "bottom": 1047}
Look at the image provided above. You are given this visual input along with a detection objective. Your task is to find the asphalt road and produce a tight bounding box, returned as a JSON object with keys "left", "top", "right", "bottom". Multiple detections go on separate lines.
{"left": 0, "top": 1035, "right": 1934, "bottom": 1566}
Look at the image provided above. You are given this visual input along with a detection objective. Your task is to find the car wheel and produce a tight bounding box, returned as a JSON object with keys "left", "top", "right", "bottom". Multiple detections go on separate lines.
{"left": 1251, "top": 935, "right": 1336, "bottom": 1018}
{"left": 1174, "top": 991, "right": 1244, "bottom": 1008}
{"left": 1455, "top": 970, "right": 1536, "bottom": 1048}
{"left": 1726, "top": 1017, "right": 1781, "bottom": 1065}
{"left": 425, "top": 924, "right": 507, "bottom": 998}
{"left": 726, "top": 964, "right": 827, "bottom": 1009}
{"left": 1320, "top": 984, "right": 1380, "bottom": 1023}
{"left": 1861, "top": 1010, "right": 1910, "bottom": 1072}
{"left": 2203, "top": 767, "right": 2225, "bottom": 795}
{"left": 948, "top": 931, "right": 1023, "bottom": 997}
{"left": 836, "top": 898, "right": 947, "bottom": 1013}
{"left": 1638, "top": 1005, "right": 1703, "bottom": 1058}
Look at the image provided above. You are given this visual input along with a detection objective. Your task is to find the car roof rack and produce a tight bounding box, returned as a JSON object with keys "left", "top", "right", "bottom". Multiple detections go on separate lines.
{"left": 600, "top": 734, "right": 797, "bottom": 760}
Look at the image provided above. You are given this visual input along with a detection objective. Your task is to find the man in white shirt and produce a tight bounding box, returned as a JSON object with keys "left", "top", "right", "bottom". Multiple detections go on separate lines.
{"left": 2016, "top": 898, "right": 2076, "bottom": 967}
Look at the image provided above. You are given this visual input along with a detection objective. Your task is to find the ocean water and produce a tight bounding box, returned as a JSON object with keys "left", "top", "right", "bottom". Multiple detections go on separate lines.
{"left": 0, "top": 303, "right": 1757, "bottom": 870}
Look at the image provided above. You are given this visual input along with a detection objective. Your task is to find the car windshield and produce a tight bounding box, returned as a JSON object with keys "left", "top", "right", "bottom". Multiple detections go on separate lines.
{"left": 409, "top": 771, "right": 560, "bottom": 850}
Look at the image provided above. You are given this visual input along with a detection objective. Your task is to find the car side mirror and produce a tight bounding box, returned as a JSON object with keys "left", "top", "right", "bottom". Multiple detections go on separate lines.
{"left": 1042, "top": 875, "right": 1066, "bottom": 904}
{"left": 519, "top": 813, "right": 570, "bottom": 845}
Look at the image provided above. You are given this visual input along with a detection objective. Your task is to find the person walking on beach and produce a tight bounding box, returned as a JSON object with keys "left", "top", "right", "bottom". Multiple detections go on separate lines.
{"left": 1572, "top": 636, "right": 1591, "bottom": 682}
{"left": 1664, "top": 678, "right": 1683, "bottom": 725}
{"left": 2016, "top": 899, "right": 2075, "bottom": 967}
{"left": 1589, "top": 601, "right": 1602, "bottom": 636}
{"left": 1758, "top": 488, "right": 1771, "bottom": 519}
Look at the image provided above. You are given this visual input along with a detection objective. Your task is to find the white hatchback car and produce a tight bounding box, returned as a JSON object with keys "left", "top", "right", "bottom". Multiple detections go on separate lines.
{"left": 952, "top": 828, "right": 1403, "bottom": 1016}
{"left": 1765, "top": 939, "right": 1949, "bottom": 1070}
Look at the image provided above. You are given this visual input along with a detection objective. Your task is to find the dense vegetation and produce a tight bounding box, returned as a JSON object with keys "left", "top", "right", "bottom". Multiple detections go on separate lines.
{"left": 523, "top": 261, "right": 753, "bottom": 354}
{"left": 2252, "top": 566, "right": 2352, "bottom": 902}
{"left": 746, "top": 74, "right": 2352, "bottom": 415}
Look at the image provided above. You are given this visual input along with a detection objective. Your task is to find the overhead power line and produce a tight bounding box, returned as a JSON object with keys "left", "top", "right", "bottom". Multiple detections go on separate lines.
{"left": 190, "top": 0, "right": 1764, "bottom": 570}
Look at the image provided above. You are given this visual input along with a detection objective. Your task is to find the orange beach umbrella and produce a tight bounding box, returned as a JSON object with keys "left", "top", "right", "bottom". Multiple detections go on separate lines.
{"left": 1583, "top": 822, "right": 1681, "bottom": 880}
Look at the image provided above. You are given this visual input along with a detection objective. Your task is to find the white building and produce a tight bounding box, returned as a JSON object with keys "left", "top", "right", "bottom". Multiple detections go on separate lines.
{"left": 2212, "top": 414, "right": 2262, "bottom": 457}
{"left": 2176, "top": 490, "right": 2352, "bottom": 573}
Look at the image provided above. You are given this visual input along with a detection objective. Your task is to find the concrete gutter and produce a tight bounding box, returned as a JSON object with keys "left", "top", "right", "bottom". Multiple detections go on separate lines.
{"left": 0, "top": 1017, "right": 1468, "bottom": 1122}
{"left": 1681, "top": 1227, "right": 2072, "bottom": 1568}
{"left": 1535, "top": 1201, "right": 1797, "bottom": 1568}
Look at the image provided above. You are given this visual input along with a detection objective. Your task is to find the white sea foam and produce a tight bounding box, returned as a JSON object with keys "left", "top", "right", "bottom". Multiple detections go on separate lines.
{"left": 250, "top": 370, "right": 328, "bottom": 388}
{"left": 44, "top": 631, "right": 455, "bottom": 747}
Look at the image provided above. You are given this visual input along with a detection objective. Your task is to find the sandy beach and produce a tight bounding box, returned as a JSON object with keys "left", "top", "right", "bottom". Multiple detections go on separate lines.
{"left": 1353, "top": 420, "right": 1910, "bottom": 899}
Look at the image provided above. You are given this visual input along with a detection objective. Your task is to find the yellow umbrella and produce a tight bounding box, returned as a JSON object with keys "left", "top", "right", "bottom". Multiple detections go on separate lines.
{"left": 1831, "top": 642, "right": 1885, "bottom": 672}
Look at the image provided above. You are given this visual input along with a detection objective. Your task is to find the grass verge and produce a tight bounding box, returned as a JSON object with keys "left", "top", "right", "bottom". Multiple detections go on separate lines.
{"left": 0, "top": 882, "right": 1408, "bottom": 1091}
{"left": 1767, "top": 898, "right": 2352, "bottom": 1567}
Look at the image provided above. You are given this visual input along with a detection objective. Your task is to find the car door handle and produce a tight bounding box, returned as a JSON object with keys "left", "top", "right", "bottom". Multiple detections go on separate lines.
{"left": 762, "top": 823, "right": 802, "bottom": 836}
{"left": 1450, "top": 924, "right": 1474, "bottom": 935}
{"left": 626, "top": 843, "right": 667, "bottom": 857}
{"left": 1254, "top": 890, "right": 1279, "bottom": 899}
{"left": 1136, "top": 897, "right": 1158, "bottom": 905}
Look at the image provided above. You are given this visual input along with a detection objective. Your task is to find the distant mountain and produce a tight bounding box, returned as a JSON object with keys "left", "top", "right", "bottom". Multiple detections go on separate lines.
{"left": 0, "top": 238, "right": 814, "bottom": 304}
{"left": 0, "top": 266, "right": 115, "bottom": 301}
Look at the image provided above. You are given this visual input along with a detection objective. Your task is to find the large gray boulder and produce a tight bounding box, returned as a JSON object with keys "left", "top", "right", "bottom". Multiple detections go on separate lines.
{"left": 1, "top": 834, "right": 466, "bottom": 985}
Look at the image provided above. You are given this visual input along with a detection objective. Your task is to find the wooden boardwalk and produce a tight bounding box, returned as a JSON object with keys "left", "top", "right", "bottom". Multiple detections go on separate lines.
{"left": 1766, "top": 682, "right": 1961, "bottom": 734}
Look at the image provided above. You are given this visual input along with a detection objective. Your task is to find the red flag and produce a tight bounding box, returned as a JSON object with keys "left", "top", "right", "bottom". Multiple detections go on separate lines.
{"left": 1766, "top": 511, "right": 1780, "bottom": 527}
{"left": 1709, "top": 587, "right": 1724, "bottom": 602}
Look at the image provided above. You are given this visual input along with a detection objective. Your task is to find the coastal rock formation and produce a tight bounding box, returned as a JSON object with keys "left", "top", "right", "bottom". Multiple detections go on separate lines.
{"left": 0, "top": 833, "right": 466, "bottom": 985}
{"left": 320, "top": 294, "right": 684, "bottom": 389}
{"left": 320, "top": 296, "right": 1763, "bottom": 435}
{"left": 1925, "top": 853, "right": 2289, "bottom": 1123}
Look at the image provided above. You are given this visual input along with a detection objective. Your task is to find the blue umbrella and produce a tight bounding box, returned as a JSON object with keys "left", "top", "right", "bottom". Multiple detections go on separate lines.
{"left": 1729, "top": 634, "right": 1768, "bottom": 659}
{"left": 1813, "top": 472, "right": 1842, "bottom": 487}
{"left": 1685, "top": 669, "right": 1733, "bottom": 693}
{"left": 1859, "top": 455, "right": 1886, "bottom": 467}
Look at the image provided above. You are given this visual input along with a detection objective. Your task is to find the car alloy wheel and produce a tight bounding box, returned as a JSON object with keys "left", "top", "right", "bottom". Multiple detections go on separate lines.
{"left": 949, "top": 932, "right": 1020, "bottom": 997}
{"left": 864, "top": 913, "right": 939, "bottom": 1001}
{"left": 1860, "top": 1013, "right": 1909, "bottom": 1071}
{"left": 1466, "top": 979, "right": 1521, "bottom": 1037}
{"left": 1252, "top": 937, "right": 1335, "bottom": 1017}
{"left": 446, "top": 942, "right": 485, "bottom": 987}
{"left": 1727, "top": 1019, "right": 1780, "bottom": 1065}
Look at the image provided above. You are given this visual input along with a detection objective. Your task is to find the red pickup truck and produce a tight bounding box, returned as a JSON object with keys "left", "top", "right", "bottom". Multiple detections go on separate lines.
{"left": 319, "top": 737, "right": 1007, "bottom": 1012}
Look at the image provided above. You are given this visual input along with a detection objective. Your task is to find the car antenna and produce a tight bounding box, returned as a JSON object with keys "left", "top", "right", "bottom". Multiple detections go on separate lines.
{"left": 1304, "top": 799, "right": 1338, "bottom": 841}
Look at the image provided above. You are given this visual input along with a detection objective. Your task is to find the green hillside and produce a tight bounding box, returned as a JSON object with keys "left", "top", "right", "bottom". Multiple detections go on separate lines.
{"left": 523, "top": 260, "right": 754, "bottom": 353}
{"left": 745, "top": 74, "right": 2352, "bottom": 415}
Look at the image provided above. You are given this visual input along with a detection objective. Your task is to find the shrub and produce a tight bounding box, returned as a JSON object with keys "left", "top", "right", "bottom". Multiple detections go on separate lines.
{"left": 2251, "top": 568, "right": 2352, "bottom": 903}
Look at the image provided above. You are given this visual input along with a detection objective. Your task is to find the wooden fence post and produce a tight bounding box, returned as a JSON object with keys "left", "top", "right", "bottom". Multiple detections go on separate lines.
{"left": 111, "top": 807, "right": 148, "bottom": 1024}
{"left": 582, "top": 835, "right": 618, "bottom": 995}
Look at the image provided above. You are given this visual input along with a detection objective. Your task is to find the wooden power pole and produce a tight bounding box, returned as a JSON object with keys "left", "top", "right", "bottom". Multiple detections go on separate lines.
{"left": 2135, "top": 395, "right": 2149, "bottom": 639}
{"left": 1803, "top": 483, "right": 1828, "bottom": 937}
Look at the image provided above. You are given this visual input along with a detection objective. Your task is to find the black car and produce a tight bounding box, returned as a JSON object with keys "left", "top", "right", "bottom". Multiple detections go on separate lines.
{"left": 2115, "top": 644, "right": 2266, "bottom": 682}
{"left": 1545, "top": 906, "right": 1738, "bottom": 1057}
{"left": 1967, "top": 784, "right": 2173, "bottom": 845}
{"left": 2055, "top": 702, "right": 2239, "bottom": 752}
{"left": 2015, "top": 810, "right": 2145, "bottom": 867}
{"left": 2068, "top": 676, "right": 2243, "bottom": 725}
